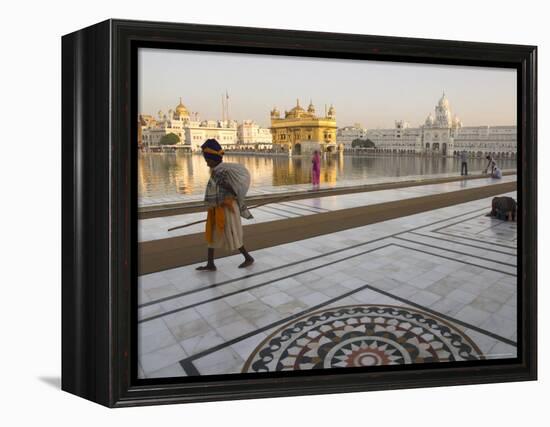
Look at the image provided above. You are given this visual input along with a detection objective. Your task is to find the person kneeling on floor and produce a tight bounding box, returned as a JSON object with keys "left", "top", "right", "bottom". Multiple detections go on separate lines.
{"left": 486, "top": 196, "right": 517, "bottom": 221}
{"left": 491, "top": 166, "right": 502, "bottom": 179}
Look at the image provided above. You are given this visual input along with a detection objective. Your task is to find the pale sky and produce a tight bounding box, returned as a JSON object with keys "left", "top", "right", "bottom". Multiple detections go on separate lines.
{"left": 138, "top": 48, "right": 517, "bottom": 129}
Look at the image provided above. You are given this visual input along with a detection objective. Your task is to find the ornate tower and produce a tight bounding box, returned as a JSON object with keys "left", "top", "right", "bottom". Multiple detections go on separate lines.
{"left": 307, "top": 99, "right": 316, "bottom": 115}
{"left": 327, "top": 104, "right": 336, "bottom": 119}
{"left": 422, "top": 93, "right": 455, "bottom": 156}
{"left": 434, "top": 92, "right": 452, "bottom": 127}
{"left": 270, "top": 106, "right": 281, "bottom": 119}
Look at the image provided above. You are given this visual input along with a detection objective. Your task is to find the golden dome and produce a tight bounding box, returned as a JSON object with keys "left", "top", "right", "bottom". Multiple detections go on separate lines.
{"left": 174, "top": 97, "right": 190, "bottom": 117}
{"left": 286, "top": 99, "right": 307, "bottom": 118}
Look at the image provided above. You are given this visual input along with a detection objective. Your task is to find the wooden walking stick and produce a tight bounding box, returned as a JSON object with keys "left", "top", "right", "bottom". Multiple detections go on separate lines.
{"left": 167, "top": 219, "right": 207, "bottom": 232}
{"left": 166, "top": 194, "right": 300, "bottom": 232}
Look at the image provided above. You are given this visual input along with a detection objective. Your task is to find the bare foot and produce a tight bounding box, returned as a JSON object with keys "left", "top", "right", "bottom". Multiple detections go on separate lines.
{"left": 196, "top": 264, "right": 217, "bottom": 271}
{"left": 238, "top": 258, "right": 254, "bottom": 268}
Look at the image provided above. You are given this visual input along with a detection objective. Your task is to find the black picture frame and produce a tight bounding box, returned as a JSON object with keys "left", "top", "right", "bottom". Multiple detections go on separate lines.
{"left": 61, "top": 19, "right": 537, "bottom": 407}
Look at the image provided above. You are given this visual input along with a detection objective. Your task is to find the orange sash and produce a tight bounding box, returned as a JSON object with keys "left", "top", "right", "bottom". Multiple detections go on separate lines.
{"left": 205, "top": 198, "right": 235, "bottom": 243}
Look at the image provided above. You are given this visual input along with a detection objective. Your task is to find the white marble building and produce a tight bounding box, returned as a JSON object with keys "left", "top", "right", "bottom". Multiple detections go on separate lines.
{"left": 140, "top": 98, "right": 238, "bottom": 151}
{"left": 237, "top": 120, "right": 273, "bottom": 146}
{"left": 364, "top": 93, "right": 517, "bottom": 158}
{"left": 336, "top": 125, "right": 369, "bottom": 148}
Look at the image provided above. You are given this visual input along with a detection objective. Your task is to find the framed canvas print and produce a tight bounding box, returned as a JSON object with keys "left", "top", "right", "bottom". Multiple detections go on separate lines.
{"left": 62, "top": 19, "right": 537, "bottom": 407}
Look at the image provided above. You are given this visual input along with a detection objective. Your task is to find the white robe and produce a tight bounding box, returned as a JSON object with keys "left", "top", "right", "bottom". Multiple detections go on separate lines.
{"left": 204, "top": 162, "right": 251, "bottom": 250}
{"left": 207, "top": 203, "right": 244, "bottom": 251}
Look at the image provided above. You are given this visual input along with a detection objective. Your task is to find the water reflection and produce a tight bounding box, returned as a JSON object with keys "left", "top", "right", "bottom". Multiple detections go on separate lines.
{"left": 138, "top": 152, "right": 517, "bottom": 198}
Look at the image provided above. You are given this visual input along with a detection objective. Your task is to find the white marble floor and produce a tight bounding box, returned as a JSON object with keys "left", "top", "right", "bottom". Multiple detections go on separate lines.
{"left": 139, "top": 174, "right": 516, "bottom": 242}
{"left": 137, "top": 192, "right": 518, "bottom": 379}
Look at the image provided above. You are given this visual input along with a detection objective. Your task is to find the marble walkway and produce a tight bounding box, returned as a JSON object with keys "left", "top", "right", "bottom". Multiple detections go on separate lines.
{"left": 137, "top": 191, "right": 518, "bottom": 379}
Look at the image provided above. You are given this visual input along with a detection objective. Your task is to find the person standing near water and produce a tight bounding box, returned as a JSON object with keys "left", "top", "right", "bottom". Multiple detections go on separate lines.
{"left": 195, "top": 139, "right": 255, "bottom": 271}
{"left": 460, "top": 150, "right": 468, "bottom": 176}
{"left": 311, "top": 149, "right": 321, "bottom": 189}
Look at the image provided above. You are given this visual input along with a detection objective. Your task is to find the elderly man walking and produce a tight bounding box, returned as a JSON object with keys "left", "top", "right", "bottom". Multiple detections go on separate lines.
{"left": 196, "top": 139, "right": 255, "bottom": 271}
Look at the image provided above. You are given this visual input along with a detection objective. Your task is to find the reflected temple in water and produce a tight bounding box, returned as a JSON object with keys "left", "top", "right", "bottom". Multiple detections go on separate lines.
{"left": 138, "top": 152, "right": 517, "bottom": 199}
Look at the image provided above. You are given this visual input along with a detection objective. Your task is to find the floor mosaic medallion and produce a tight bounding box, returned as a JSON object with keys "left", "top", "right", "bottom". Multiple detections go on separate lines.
{"left": 242, "top": 305, "right": 483, "bottom": 373}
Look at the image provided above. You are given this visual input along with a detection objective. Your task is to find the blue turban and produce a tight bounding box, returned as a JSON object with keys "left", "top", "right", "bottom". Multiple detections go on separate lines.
{"left": 201, "top": 139, "right": 224, "bottom": 162}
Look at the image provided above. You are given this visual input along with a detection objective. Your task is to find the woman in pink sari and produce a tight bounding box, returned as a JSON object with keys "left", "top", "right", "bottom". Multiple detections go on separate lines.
{"left": 311, "top": 150, "right": 321, "bottom": 189}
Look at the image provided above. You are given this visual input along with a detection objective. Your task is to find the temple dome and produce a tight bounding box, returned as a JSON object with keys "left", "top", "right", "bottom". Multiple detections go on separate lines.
{"left": 438, "top": 92, "right": 450, "bottom": 109}
{"left": 289, "top": 99, "right": 305, "bottom": 113}
{"left": 425, "top": 113, "right": 434, "bottom": 126}
{"left": 285, "top": 99, "right": 307, "bottom": 118}
{"left": 174, "top": 98, "right": 190, "bottom": 117}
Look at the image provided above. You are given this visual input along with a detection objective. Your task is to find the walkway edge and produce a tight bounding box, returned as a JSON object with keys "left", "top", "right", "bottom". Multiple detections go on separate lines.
{"left": 138, "top": 181, "right": 516, "bottom": 275}
{"left": 139, "top": 171, "right": 516, "bottom": 219}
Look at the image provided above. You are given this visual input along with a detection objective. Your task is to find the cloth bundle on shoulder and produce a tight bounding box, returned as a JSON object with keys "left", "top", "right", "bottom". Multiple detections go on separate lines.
{"left": 205, "top": 162, "right": 253, "bottom": 219}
